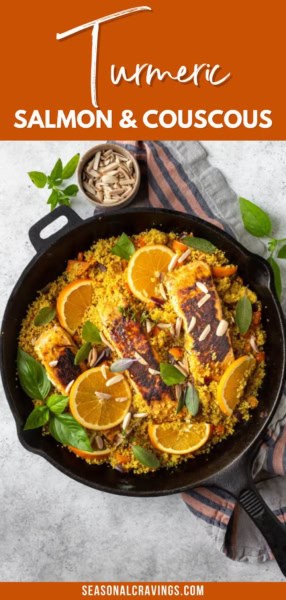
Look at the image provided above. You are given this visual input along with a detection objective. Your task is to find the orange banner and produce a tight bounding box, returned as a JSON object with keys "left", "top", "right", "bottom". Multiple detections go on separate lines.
{"left": 1, "top": 0, "right": 285, "bottom": 139}
{"left": 1, "top": 582, "right": 286, "bottom": 600}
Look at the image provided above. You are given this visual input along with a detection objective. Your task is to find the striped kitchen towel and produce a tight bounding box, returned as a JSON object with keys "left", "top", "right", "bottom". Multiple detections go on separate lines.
{"left": 113, "top": 141, "right": 286, "bottom": 563}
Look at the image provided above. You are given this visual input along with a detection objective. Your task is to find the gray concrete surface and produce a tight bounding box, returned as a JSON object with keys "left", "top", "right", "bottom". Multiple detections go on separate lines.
{"left": 0, "top": 141, "right": 285, "bottom": 582}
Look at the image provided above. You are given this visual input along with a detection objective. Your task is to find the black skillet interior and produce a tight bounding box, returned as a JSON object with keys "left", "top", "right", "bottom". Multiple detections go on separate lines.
{"left": 1, "top": 207, "right": 285, "bottom": 496}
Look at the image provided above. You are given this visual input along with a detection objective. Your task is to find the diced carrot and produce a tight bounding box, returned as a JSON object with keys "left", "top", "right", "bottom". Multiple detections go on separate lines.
{"left": 212, "top": 265, "right": 238, "bottom": 278}
{"left": 256, "top": 352, "right": 265, "bottom": 362}
{"left": 152, "top": 325, "right": 161, "bottom": 336}
{"left": 252, "top": 310, "right": 262, "bottom": 326}
{"left": 172, "top": 239, "right": 188, "bottom": 253}
{"left": 77, "top": 252, "right": 84, "bottom": 261}
{"left": 121, "top": 259, "right": 128, "bottom": 269}
{"left": 168, "top": 347, "right": 184, "bottom": 360}
{"left": 244, "top": 341, "right": 251, "bottom": 353}
{"left": 67, "top": 260, "right": 90, "bottom": 275}
{"left": 114, "top": 452, "right": 129, "bottom": 464}
{"left": 136, "top": 237, "right": 147, "bottom": 248}
{"left": 215, "top": 424, "right": 225, "bottom": 436}
{"left": 247, "top": 396, "right": 259, "bottom": 408}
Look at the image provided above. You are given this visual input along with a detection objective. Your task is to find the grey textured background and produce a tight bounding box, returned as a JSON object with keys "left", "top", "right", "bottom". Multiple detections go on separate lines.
{"left": 1, "top": 141, "right": 286, "bottom": 582}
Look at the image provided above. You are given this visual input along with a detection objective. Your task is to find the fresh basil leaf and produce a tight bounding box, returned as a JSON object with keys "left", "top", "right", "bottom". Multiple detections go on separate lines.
{"left": 132, "top": 445, "right": 160, "bottom": 468}
{"left": 235, "top": 295, "right": 253, "bottom": 334}
{"left": 239, "top": 197, "right": 272, "bottom": 238}
{"left": 62, "top": 153, "right": 80, "bottom": 179}
{"left": 17, "top": 348, "right": 51, "bottom": 401}
{"left": 160, "top": 363, "right": 186, "bottom": 386}
{"left": 34, "top": 306, "right": 56, "bottom": 327}
{"left": 181, "top": 236, "right": 217, "bottom": 254}
{"left": 74, "top": 342, "right": 92, "bottom": 365}
{"left": 82, "top": 321, "right": 102, "bottom": 344}
{"left": 47, "top": 189, "right": 59, "bottom": 210}
{"left": 28, "top": 171, "right": 47, "bottom": 188}
{"left": 50, "top": 158, "right": 63, "bottom": 183}
{"left": 176, "top": 389, "right": 185, "bottom": 414}
{"left": 277, "top": 244, "right": 286, "bottom": 259}
{"left": 110, "top": 358, "right": 137, "bottom": 372}
{"left": 268, "top": 257, "right": 282, "bottom": 300}
{"left": 49, "top": 413, "right": 92, "bottom": 451}
{"left": 63, "top": 184, "right": 79, "bottom": 197}
{"left": 184, "top": 384, "right": 200, "bottom": 416}
{"left": 24, "top": 405, "right": 50, "bottom": 430}
{"left": 111, "top": 233, "right": 135, "bottom": 260}
{"left": 46, "top": 394, "right": 69, "bottom": 415}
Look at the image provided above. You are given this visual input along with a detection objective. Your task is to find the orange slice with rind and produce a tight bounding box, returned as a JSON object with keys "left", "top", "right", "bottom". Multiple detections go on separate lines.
{"left": 56, "top": 279, "right": 93, "bottom": 334}
{"left": 69, "top": 446, "right": 111, "bottom": 460}
{"left": 127, "top": 245, "right": 175, "bottom": 302}
{"left": 148, "top": 421, "right": 210, "bottom": 455}
{"left": 69, "top": 367, "right": 131, "bottom": 430}
{"left": 217, "top": 355, "right": 256, "bottom": 416}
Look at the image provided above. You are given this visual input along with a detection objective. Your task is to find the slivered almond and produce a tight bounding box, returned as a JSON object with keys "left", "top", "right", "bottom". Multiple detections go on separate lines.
{"left": 145, "top": 319, "right": 153, "bottom": 334}
{"left": 65, "top": 380, "right": 74, "bottom": 394}
{"left": 175, "top": 384, "right": 182, "bottom": 401}
{"left": 216, "top": 320, "right": 229, "bottom": 337}
{"left": 198, "top": 324, "right": 211, "bottom": 341}
{"left": 168, "top": 254, "right": 179, "bottom": 272}
{"left": 88, "top": 347, "right": 98, "bottom": 368}
{"left": 101, "top": 364, "right": 108, "bottom": 379}
{"left": 175, "top": 363, "right": 188, "bottom": 377}
{"left": 250, "top": 335, "right": 259, "bottom": 353}
{"left": 178, "top": 359, "right": 189, "bottom": 375}
{"left": 178, "top": 248, "right": 191, "bottom": 263}
{"left": 49, "top": 360, "right": 58, "bottom": 367}
{"left": 95, "top": 435, "right": 104, "bottom": 450}
{"left": 122, "top": 412, "right": 131, "bottom": 431}
{"left": 100, "top": 333, "right": 113, "bottom": 350}
{"left": 175, "top": 317, "right": 182, "bottom": 337}
{"left": 157, "top": 323, "right": 172, "bottom": 330}
{"left": 134, "top": 351, "right": 148, "bottom": 365}
{"left": 197, "top": 293, "right": 211, "bottom": 308}
{"left": 159, "top": 283, "right": 168, "bottom": 300}
{"left": 196, "top": 281, "right": 209, "bottom": 294}
{"left": 115, "top": 396, "right": 128, "bottom": 403}
{"left": 133, "top": 412, "right": 148, "bottom": 418}
{"left": 95, "top": 391, "right": 112, "bottom": 400}
{"left": 187, "top": 316, "right": 196, "bottom": 333}
{"left": 106, "top": 374, "right": 124, "bottom": 387}
{"left": 148, "top": 368, "right": 161, "bottom": 376}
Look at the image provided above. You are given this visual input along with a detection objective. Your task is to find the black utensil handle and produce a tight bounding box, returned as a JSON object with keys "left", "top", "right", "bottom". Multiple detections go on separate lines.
{"left": 29, "top": 206, "right": 83, "bottom": 253}
{"left": 239, "top": 487, "right": 286, "bottom": 575}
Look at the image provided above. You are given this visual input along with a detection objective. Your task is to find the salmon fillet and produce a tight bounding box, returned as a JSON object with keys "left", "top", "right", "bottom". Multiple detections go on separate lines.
{"left": 35, "top": 324, "right": 82, "bottom": 394}
{"left": 166, "top": 261, "right": 234, "bottom": 372}
{"left": 99, "top": 303, "right": 174, "bottom": 405}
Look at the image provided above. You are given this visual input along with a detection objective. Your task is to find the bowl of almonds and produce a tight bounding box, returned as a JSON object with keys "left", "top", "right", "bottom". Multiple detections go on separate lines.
{"left": 78, "top": 143, "right": 141, "bottom": 209}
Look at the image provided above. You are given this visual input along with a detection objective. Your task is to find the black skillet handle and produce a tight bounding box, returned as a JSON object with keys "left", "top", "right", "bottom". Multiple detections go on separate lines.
{"left": 210, "top": 450, "right": 286, "bottom": 576}
{"left": 29, "top": 206, "right": 83, "bottom": 253}
{"left": 239, "top": 486, "right": 286, "bottom": 575}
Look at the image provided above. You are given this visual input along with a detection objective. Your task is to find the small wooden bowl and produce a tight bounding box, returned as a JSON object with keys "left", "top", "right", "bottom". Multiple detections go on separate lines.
{"left": 77, "top": 143, "right": 141, "bottom": 210}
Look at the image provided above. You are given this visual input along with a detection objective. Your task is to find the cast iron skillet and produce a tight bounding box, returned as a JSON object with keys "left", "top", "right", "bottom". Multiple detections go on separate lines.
{"left": 1, "top": 206, "right": 286, "bottom": 573}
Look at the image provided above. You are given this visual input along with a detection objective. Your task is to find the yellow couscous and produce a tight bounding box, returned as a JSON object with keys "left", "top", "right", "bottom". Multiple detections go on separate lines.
{"left": 18, "top": 229, "right": 266, "bottom": 473}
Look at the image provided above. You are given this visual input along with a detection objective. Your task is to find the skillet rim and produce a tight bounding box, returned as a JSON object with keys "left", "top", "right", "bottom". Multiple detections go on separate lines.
{"left": 1, "top": 207, "right": 285, "bottom": 496}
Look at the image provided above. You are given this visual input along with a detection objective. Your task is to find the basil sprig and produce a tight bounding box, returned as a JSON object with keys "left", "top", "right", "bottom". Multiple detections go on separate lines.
{"left": 17, "top": 348, "right": 51, "bottom": 401}
{"left": 132, "top": 445, "right": 160, "bottom": 468}
{"left": 160, "top": 363, "right": 186, "bottom": 386}
{"left": 235, "top": 295, "right": 253, "bottom": 334}
{"left": 18, "top": 349, "right": 91, "bottom": 451}
{"left": 111, "top": 233, "right": 135, "bottom": 260}
{"left": 182, "top": 236, "right": 217, "bottom": 254}
{"left": 28, "top": 153, "right": 80, "bottom": 211}
{"left": 176, "top": 384, "right": 200, "bottom": 416}
{"left": 239, "top": 196, "right": 285, "bottom": 300}
{"left": 74, "top": 321, "right": 102, "bottom": 365}
{"left": 184, "top": 384, "right": 200, "bottom": 416}
{"left": 34, "top": 306, "right": 56, "bottom": 327}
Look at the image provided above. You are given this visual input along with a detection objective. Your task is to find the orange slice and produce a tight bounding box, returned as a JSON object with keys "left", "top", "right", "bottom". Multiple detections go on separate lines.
{"left": 56, "top": 279, "right": 93, "bottom": 334}
{"left": 148, "top": 421, "right": 210, "bottom": 455}
{"left": 69, "top": 446, "right": 111, "bottom": 460}
{"left": 217, "top": 355, "right": 256, "bottom": 416}
{"left": 127, "top": 245, "right": 175, "bottom": 302}
{"left": 212, "top": 265, "right": 238, "bottom": 278}
{"left": 69, "top": 367, "right": 131, "bottom": 430}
